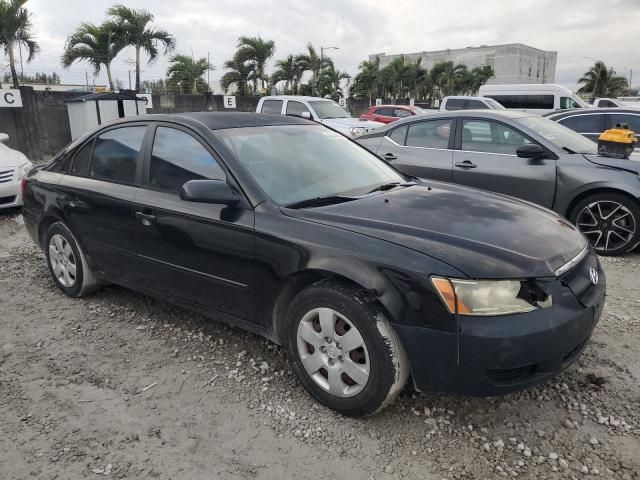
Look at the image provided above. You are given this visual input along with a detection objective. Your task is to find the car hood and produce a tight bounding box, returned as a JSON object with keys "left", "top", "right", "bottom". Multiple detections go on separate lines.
{"left": 282, "top": 182, "right": 587, "bottom": 279}
{"left": 321, "top": 117, "right": 384, "bottom": 130}
{"left": 0, "top": 143, "right": 29, "bottom": 168}
{"left": 583, "top": 153, "right": 640, "bottom": 174}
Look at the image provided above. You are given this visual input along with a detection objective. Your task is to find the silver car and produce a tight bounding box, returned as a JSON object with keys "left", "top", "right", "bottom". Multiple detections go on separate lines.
{"left": 357, "top": 110, "right": 640, "bottom": 256}
{"left": 0, "top": 133, "right": 32, "bottom": 210}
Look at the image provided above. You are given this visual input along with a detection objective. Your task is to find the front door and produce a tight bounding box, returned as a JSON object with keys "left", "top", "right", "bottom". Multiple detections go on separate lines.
{"left": 452, "top": 118, "right": 556, "bottom": 208}
{"left": 376, "top": 118, "right": 454, "bottom": 182}
{"left": 131, "top": 125, "right": 255, "bottom": 321}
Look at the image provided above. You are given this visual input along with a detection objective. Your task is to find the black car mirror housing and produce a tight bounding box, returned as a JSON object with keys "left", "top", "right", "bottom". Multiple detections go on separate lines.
{"left": 516, "top": 144, "right": 546, "bottom": 159}
{"left": 179, "top": 179, "right": 240, "bottom": 206}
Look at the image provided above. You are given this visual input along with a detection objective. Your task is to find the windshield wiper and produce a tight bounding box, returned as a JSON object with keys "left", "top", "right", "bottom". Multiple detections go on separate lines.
{"left": 562, "top": 146, "right": 577, "bottom": 154}
{"left": 285, "top": 195, "right": 357, "bottom": 209}
{"left": 366, "top": 181, "right": 416, "bottom": 194}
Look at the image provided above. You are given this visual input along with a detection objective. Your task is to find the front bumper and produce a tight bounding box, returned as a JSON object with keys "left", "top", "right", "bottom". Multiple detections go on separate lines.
{"left": 393, "top": 254, "right": 606, "bottom": 396}
{"left": 0, "top": 178, "right": 23, "bottom": 209}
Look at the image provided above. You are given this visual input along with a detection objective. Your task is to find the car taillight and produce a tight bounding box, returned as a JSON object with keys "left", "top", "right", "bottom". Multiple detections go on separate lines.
{"left": 21, "top": 177, "right": 27, "bottom": 196}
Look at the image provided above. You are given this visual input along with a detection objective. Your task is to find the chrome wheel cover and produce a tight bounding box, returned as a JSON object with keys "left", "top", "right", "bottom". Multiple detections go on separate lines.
{"left": 296, "top": 307, "right": 370, "bottom": 398}
{"left": 48, "top": 234, "right": 77, "bottom": 288}
{"left": 576, "top": 201, "right": 636, "bottom": 253}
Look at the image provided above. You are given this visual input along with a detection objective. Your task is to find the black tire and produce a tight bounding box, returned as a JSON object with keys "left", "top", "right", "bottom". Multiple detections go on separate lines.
{"left": 285, "top": 280, "right": 409, "bottom": 416}
{"left": 569, "top": 193, "right": 640, "bottom": 256}
{"left": 44, "top": 221, "right": 99, "bottom": 297}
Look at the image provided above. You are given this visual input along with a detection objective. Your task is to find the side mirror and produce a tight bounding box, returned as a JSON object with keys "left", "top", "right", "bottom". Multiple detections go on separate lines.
{"left": 301, "top": 111, "right": 312, "bottom": 120}
{"left": 0, "top": 133, "right": 9, "bottom": 143}
{"left": 516, "top": 144, "right": 546, "bottom": 159}
{"left": 179, "top": 179, "right": 240, "bottom": 206}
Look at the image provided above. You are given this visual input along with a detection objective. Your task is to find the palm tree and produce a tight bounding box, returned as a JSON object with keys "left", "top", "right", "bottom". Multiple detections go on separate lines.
{"left": 318, "top": 64, "right": 350, "bottom": 99}
{"left": 351, "top": 57, "right": 380, "bottom": 104}
{"left": 578, "top": 61, "right": 629, "bottom": 98}
{"left": 62, "top": 21, "right": 124, "bottom": 91}
{"left": 166, "top": 54, "right": 212, "bottom": 94}
{"left": 430, "top": 61, "right": 468, "bottom": 98}
{"left": 295, "top": 43, "right": 333, "bottom": 95}
{"left": 236, "top": 35, "right": 275, "bottom": 93}
{"left": 220, "top": 51, "right": 253, "bottom": 96}
{"left": 107, "top": 4, "right": 175, "bottom": 93}
{"left": 272, "top": 54, "right": 303, "bottom": 94}
{"left": 0, "top": 0, "right": 39, "bottom": 88}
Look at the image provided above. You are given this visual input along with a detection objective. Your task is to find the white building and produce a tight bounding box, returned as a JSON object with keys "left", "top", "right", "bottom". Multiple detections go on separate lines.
{"left": 370, "top": 43, "right": 557, "bottom": 85}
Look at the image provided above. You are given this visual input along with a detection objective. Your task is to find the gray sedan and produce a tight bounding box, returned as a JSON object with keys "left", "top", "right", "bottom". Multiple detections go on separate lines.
{"left": 357, "top": 110, "right": 640, "bottom": 256}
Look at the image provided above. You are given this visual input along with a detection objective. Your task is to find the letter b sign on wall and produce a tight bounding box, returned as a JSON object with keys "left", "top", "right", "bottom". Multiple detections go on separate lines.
{"left": 0, "top": 90, "right": 22, "bottom": 108}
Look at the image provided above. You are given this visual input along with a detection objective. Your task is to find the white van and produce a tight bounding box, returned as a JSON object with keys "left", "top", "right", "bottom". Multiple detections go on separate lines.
{"left": 478, "top": 84, "right": 590, "bottom": 114}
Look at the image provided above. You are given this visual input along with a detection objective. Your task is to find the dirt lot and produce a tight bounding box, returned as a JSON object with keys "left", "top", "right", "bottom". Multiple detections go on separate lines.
{"left": 1, "top": 209, "right": 639, "bottom": 480}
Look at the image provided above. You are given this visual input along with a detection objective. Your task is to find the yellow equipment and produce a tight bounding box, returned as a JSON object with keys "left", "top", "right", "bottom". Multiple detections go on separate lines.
{"left": 597, "top": 123, "right": 637, "bottom": 159}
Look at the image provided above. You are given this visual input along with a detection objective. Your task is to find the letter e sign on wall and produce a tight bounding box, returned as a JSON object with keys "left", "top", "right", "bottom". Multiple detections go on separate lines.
{"left": 0, "top": 90, "right": 22, "bottom": 108}
{"left": 223, "top": 95, "right": 236, "bottom": 109}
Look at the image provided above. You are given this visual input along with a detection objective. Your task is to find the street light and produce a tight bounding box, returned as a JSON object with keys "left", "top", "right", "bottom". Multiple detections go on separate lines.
{"left": 318, "top": 46, "right": 339, "bottom": 96}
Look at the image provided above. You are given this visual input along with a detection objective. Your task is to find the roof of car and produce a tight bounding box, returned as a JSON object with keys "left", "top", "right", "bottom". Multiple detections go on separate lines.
{"left": 546, "top": 108, "right": 640, "bottom": 118}
{"left": 111, "top": 112, "right": 316, "bottom": 130}
{"left": 260, "top": 95, "right": 335, "bottom": 102}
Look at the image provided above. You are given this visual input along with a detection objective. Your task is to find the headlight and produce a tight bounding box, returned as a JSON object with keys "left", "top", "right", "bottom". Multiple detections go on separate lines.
{"left": 19, "top": 162, "right": 32, "bottom": 179}
{"left": 349, "top": 127, "right": 367, "bottom": 138}
{"left": 431, "top": 277, "right": 552, "bottom": 316}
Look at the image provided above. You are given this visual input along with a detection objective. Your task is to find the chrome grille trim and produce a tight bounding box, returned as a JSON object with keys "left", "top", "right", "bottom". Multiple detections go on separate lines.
{"left": 555, "top": 245, "right": 589, "bottom": 277}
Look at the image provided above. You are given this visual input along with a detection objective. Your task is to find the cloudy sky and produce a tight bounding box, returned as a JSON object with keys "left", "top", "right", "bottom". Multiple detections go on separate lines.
{"left": 13, "top": 0, "right": 640, "bottom": 91}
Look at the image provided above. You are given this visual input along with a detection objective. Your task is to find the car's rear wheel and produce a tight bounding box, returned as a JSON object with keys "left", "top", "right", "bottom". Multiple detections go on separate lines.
{"left": 285, "top": 280, "right": 408, "bottom": 416}
{"left": 570, "top": 193, "right": 640, "bottom": 256}
{"left": 44, "top": 222, "right": 99, "bottom": 297}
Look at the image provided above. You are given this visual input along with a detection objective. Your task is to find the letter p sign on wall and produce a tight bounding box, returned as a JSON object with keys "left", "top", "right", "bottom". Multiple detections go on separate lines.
{"left": 0, "top": 90, "right": 22, "bottom": 108}
{"left": 223, "top": 95, "right": 236, "bottom": 109}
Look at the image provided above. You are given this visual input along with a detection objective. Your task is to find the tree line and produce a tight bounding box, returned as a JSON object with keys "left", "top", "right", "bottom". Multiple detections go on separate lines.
{"left": 1, "top": 0, "right": 637, "bottom": 101}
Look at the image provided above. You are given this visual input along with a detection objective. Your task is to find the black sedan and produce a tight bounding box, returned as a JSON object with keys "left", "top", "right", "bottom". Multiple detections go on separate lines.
{"left": 545, "top": 107, "right": 640, "bottom": 141}
{"left": 357, "top": 110, "right": 640, "bottom": 256}
{"left": 23, "top": 113, "right": 605, "bottom": 416}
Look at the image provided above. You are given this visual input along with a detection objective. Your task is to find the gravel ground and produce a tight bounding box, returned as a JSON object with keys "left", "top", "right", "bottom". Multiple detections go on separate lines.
{"left": 1, "top": 209, "right": 639, "bottom": 480}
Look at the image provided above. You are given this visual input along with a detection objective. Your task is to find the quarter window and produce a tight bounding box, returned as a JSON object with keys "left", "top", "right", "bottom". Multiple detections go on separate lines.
{"left": 610, "top": 114, "right": 640, "bottom": 132}
{"left": 558, "top": 114, "right": 604, "bottom": 133}
{"left": 70, "top": 140, "right": 93, "bottom": 176}
{"left": 406, "top": 119, "right": 452, "bottom": 149}
{"left": 286, "top": 101, "right": 311, "bottom": 117}
{"left": 560, "top": 97, "right": 582, "bottom": 109}
{"left": 462, "top": 120, "right": 532, "bottom": 155}
{"left": 261, "top": 100, "right": 283, "bottom": 115}
{"left": 90, "top": 127, "right": 146, "bottom": 183}
{"left": 394, "top": 108, "right": 411, "bottom": 118}
{"left": 150, "top": 127, "right": 225, "bottom": 193}
{"left": 388, "top": 125, "right": 408, "bottom": 145}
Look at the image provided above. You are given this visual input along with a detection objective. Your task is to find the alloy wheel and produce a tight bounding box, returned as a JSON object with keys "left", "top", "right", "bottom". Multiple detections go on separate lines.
{"left": 48, "top": 234, "right": 77, "bottom": 288}
{"left": 576, "top": 200, "right": 636, "bottom": 253}
{"left": 296, "top": 307, "right": 370, "bottom": 398}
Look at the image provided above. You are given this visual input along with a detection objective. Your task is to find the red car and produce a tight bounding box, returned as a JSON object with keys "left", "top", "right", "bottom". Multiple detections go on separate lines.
{"left": 359, "top": 104, "right": 427, "bottom": 124}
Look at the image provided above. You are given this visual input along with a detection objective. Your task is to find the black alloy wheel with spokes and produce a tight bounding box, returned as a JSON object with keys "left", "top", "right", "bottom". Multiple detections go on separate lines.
{"left": 571, "top": 193, "right": 640, "bottom": 256}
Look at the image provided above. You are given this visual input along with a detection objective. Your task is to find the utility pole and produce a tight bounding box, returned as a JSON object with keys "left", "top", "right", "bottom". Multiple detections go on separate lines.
{"left": 18, "top": 42, "right": 24, "bottom": 84}
{"left": 85, "top": 71, "right": 89, "bottom": 91}
{"left": 128, "top": 70, "right": 132, "bottom": 90}
{"left": 207, "top": 52, "right": 211, "bottom": 93}
{"left": 319, "top": 46, "right": 339, "bottom": 97}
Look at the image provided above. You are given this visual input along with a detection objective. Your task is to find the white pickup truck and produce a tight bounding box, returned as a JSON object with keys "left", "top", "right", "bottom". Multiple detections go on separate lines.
{"left": 256, "top": 96, "right": 383, "bottom": 138}
{"left": 593, "top": 98, "right": 640, "bottom": 109}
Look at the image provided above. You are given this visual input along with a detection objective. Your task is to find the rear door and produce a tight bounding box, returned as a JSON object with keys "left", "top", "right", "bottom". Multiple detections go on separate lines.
{"left": 60, "top": 124, "right": 148, "bottom": 279}
{"left": 131, "top": 124, "right": 255, "bottom": 321}
{"left": 556, "top": 113, "right": 605, "bottom": 140}
{"left": 376, "top": 118, "right": 455, "bottom": 182}
{"left": 452, "top": 118, "right": 556, "bottom": 208}
{"left": 606, "top": 112, "right": 640, "bottom": 133}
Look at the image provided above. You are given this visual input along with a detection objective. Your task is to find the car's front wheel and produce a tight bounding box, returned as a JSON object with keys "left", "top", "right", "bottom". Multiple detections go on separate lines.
{"left": 570, "top": 193, "right": 640, "bottom": 256}
{"left": 285, "top": 280, "right": 409, "bottom": 416}
{"left": 44, "top": 221, "right": 99, "bottom": 297}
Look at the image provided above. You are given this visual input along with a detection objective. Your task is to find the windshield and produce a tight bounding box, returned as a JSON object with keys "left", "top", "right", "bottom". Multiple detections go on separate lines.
{"left": 216, "top": 125, "right": 405, "bottom": 205}
{"left": 485, "top": 98, "right": 506, "bottom": 110}
{"left": 308, "top": 101, "right": 351, "bottom": 119}
{"left": 515, "top": 115, "right": 597, "bottom": 154}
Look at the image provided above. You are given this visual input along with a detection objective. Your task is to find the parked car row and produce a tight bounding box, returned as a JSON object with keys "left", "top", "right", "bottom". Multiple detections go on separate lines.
{"left": 0, "top": 133, "right": 33, "bottom": 210}
{"left": 23, "top": 111, "right": 605, "bottom": 416}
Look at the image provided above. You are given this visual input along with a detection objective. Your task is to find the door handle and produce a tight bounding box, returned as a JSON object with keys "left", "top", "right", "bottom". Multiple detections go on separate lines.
{"left": 382, "top": 153, "right": 398, "bottom": 161}
{"left": 454, "top": 160, "right": 477, "bottom": 169}
{"left": 68, "top": 199, "right": 90, "bottom": 211}
{"left": 135, "top": 211, "right": 157, "bottom": 226}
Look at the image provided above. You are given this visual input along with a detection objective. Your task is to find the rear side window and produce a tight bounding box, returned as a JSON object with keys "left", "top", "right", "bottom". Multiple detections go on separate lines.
{"left": 388, "top": 125, "right": 408, "bottom": 145}
{"left": 559, "top": 114, "right": 604, "bottom": 133}
{"left": 375, "top": 107, "right": 394, "bottom": 116}
{"left": 90, "top": 127, "right": 146, "bottom": 184}
{"left": 261, "top": 100, "right": 283, "bottom": 115}
{"left": 150, "top": 127, "right": 225, "bottom": 193}
{"left": 486, "top": 95, "right": 554, "bottom": 109}
{"left": 406, "top": 119, "right": 452, "bottom": 148}
{"left": 70, "top": 140, "right": 93, "bottom": 176}
{"left": 465, "top": 99, "right": 489, "bottom": 109}
{"left": 286, "top": 101, "right": 311, "bottom": 117}
{"left": 444, "top": 99, "right": 465, "bottom": 110}
{"left": 598, "top": 100, "right": 618, "bottom": 108}
{"left": 609, "top": 114, "right": 640, "bottom": 132}
{"left": 394, "top": 108, "right": 411, "bottom": 118}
